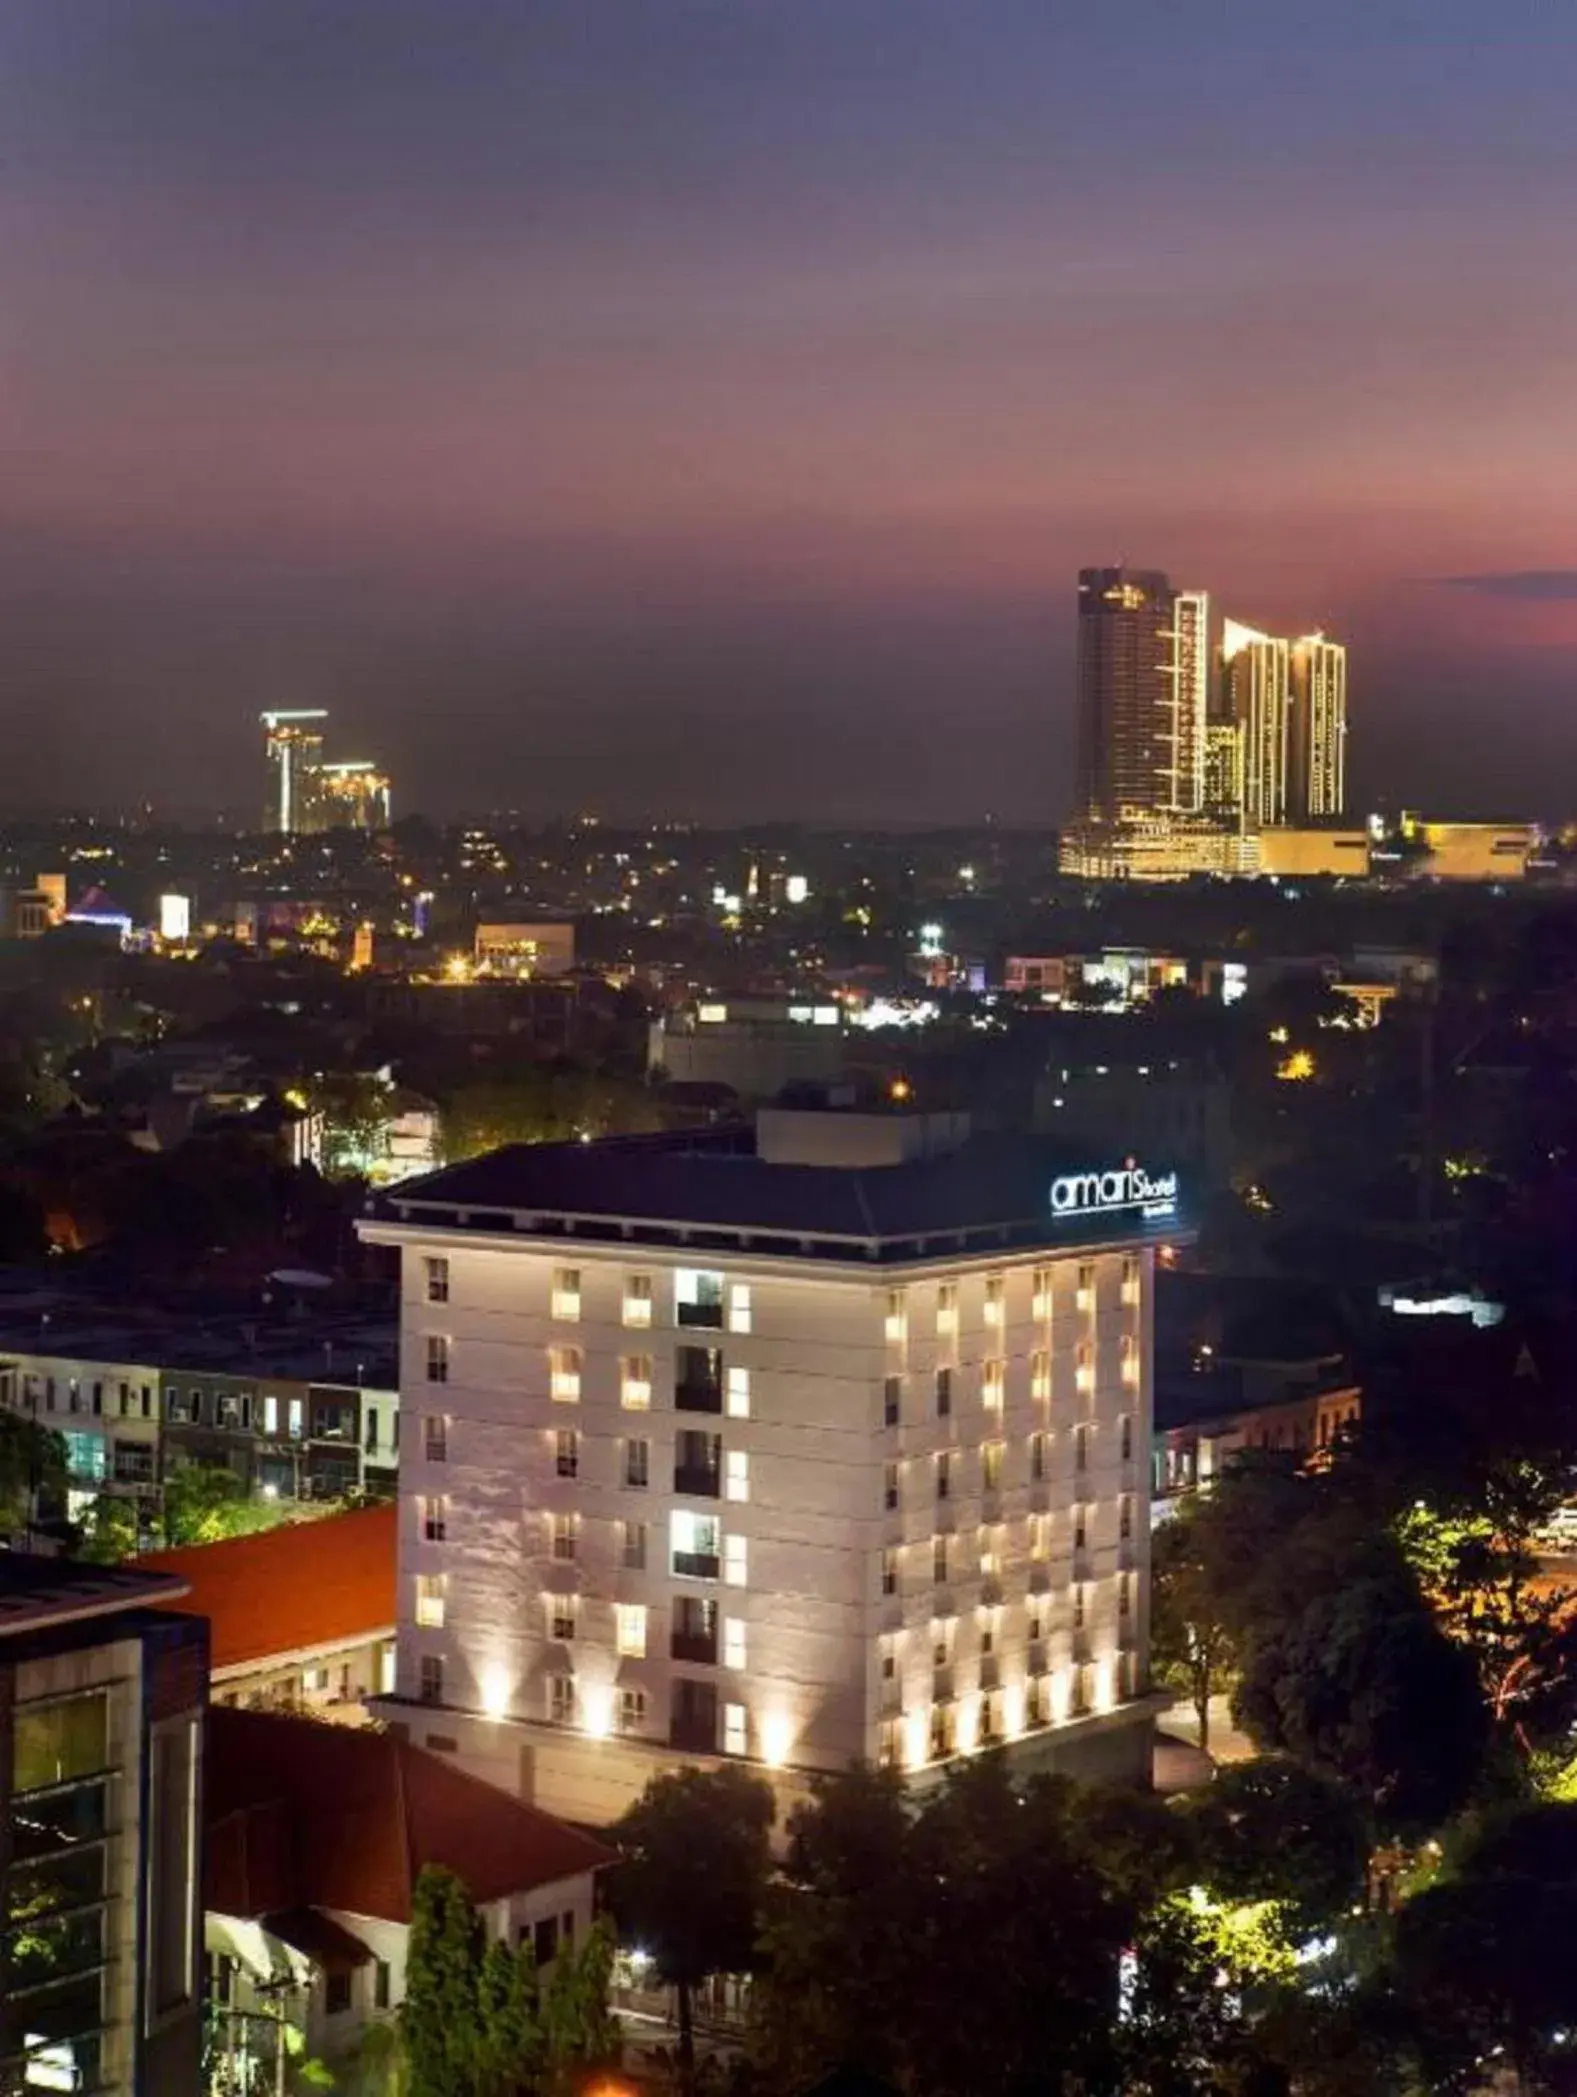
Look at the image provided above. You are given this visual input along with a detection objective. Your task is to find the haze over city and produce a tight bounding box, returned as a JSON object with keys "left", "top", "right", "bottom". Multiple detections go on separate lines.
{"left": 4, "top": 0, "right": 1577, "bottom": 819}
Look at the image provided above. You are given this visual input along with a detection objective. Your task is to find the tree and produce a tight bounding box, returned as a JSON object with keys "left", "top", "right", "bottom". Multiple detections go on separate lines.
{"left": 1152, "top": 1498, "right": 1243, "bottom": 1751}
{"left": 0, "top": 1411, "right": 67, "bottom": 1538}
{"left": 75, "top": 1492, "right": 142, "bottom": 1563}
{"left": 1185, "top": 1758, "right": 1370, "bottom": 1938}
{"left": 609, "top": 1765, "right": 775, "bottom": 2091}
{"left": 160, "top": 1462, "right": 287, "bottom": 1547}
{"left": 403, "top": 1867, "right": 484, "bottom": 2097}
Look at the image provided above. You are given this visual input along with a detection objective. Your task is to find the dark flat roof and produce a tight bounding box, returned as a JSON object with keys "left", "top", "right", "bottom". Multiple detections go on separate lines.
{"left": 378, "top": 1128, "right": 1182, "bottom": 1263}
{"left": 0, "top": 1553, "right": 189, "bottom": 1638}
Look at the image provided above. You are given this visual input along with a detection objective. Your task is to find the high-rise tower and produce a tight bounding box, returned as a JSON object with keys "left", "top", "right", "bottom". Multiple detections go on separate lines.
{"left": 261, "top": 710, "right": 329, "bottom": 834}
{"left": 1290, "top": 634, "right": 1347, "bottom": 820}
{"left": 1074, "top": 569, "right": 1208, "bottom": 823}
{"left": 1219, "top": 622, "right": 1290, "bottom": 828}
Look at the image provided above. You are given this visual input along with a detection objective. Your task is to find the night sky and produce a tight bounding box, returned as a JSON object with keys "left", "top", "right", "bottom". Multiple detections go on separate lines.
{"left": 3, "top": 1, "right": 1575, "bottom": 822}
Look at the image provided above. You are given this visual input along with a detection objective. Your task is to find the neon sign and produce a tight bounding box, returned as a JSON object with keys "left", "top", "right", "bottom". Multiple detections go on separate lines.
{"left": 1050, "top": 1164, "right": 1178, "bottom": 1222}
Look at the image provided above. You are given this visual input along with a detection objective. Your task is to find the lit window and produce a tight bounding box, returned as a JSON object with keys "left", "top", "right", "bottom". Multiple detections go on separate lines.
{"left": 1076, "top": 1343, "right": 1094, "bottom": 1395}
{"left": 885, "top": 1289, "right": 908, "bottom": 1346}
{"left": 932, "top": 1616, "right": 955, "bottom": 1664}
{"left": 726, "top": 1366, "right": 751, "bottom": 1418}
{"left": 984, "top": 1275, "right": 1005, "bottom": 1328}
{"left": 263, "top": 1394, "right": 280, "bottom": 1436}
{"left": 936, "top": 1282, "right": 958, "bottom": 1337}
{"left": 551, "top": 1512, "right": 577, "bottom": 1560}
{"left": 616, "top": 1602, "right": 647, "bottom": 1657}
{"left": 982, "top": 1441, "right": 1004, "bottom": 1492}
{"left": 1031, "top": 1267, "right": 1051, "bottom": 1321}
{"left": 724, "top": 1534, "right": 748, "bottom": 1587}
{"left": 415, "top": 1573, "right": 445, "bottom": 1628}
{"left": 1121, "top": 1255, "right": 1141, "bottom": 1309}
{"left": 549, "top": 1346, "right": 581, "bottom": 1404}
{"left": 425, "top": 1335, "right": 449, "bottom": 1385}
{"left": 621, "top": 1356, "right": 653, "bottom": 1410}
{"left": 551, "top": 1268, "right": 581, "bottom": 1322}
{"left": 677, "top": 1269, "right": 726, "bottom": 1329}
{"left": 725, "top": 1450, "right": 749, "bottom": 1503}
{"left": 672, "top": 1510, "right": 721, "bottom": 1578}
{"left": 619, "top": 1686, "right": 647, "bottom": 1735}
{"left": 423, "top": 1256, "right": 449, "bottom": 1305}
{"left": 724, "top": 1617, "right": 747, "bottom": 1669}
{"left": 550, "top": 1596, "right": 577, "bottom": 1642}
{"left": 1076, "top": 1263, "right": 1095, "bottom": 1313}
{"left": 724, "top": 1702, "right": 748, "bottom": 1756}
{"left": 1031, "top": 1350, "right": 1051, "bottom": 1402}
{"left": 982, "top": 1359, "right": 1005, "bottom": 1411}
{"left": 423, "top": 1414, "right": 448, "bottom": 1463}
{"left": 623, "top": 1274, "right": 653, "bottom": 1328}
{"left": 979, "top": 1527, "right": 1003, "bottom": 1578}
{"left": 729, "top": 1283, "right": 752, "bottom": 1335}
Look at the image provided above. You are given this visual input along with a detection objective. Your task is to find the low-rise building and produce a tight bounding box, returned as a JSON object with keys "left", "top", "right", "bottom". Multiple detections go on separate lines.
{"left": 138, "top": 1503, "right": 398, "bottom": 1718}
{"left": 205, "top": 1707, "right": 612, "bottom": 2081}
{"left": 0, "top": 1555, "right": 208, "bottom": 2094}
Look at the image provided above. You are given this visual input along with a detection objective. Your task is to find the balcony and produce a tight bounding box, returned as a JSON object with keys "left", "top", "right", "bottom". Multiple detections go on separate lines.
{"left": 677, "top": 1300, "right": 724, "bottom": 1331}
{"left": 673, "top": 1463, "right": 721, "bottom": 1499}
{"left": 675, "top": 1380, "right": 723, "bottom": 1416}
{"left": 671, "top": 1629, "right": 719, "bottom": 1664}
{"left": 671, "top": 1550, "right": 720, "bottom": 1581}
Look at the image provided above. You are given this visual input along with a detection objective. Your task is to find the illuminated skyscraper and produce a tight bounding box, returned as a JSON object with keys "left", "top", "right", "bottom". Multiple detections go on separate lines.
{"left": 261, "top": 710, "right": 328, "bottom": 834}
{"left": 315, "top": 760, "right": 393, "bottom": 830}
{"left": 1219, "top": 621, "right": 1290, "bottom": 828}
{"left": 1074, "top": 569, "right": 1209, "bottom": 822}
{"left": 1290, "top": 634, "right": 1347, "bottom": 819}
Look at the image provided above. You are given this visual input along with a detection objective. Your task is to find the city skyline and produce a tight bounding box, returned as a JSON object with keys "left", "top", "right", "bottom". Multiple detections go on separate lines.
{"left": 3, "top": 3, "right": 1575, "bottom": 822}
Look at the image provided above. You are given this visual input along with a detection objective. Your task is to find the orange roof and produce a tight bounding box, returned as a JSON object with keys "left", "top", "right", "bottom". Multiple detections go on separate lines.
{"left": 136, "top": 1502, "right": 396, "bottom": 1671}
{"left": 206, "top": 1706, "right": 615, "bottom": 1923}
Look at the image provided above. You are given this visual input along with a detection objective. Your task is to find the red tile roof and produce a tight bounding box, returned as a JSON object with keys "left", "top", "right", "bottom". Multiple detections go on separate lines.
{"left": 206, "top": 1706, "right": 614, "bottom": 1924}
{"left": 136, "top": 1502, "right": 396, "bottom": 1672}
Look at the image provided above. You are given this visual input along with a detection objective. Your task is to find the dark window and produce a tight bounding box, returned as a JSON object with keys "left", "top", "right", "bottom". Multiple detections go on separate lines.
{"left": 532, "top": 1916, "right": 559, "bottom": 1967}
{"left": 670, "top": 1677, "right": 718, "bottom": 1751}
{"left": 325, "top": 1970, "right": 353, "bottom": 2016}
{"left": 149, "top": 1717, "right": 197, "bottom": 2016}
{"left": 374, "top": 1960, "right": 392, "bottom": 2010}
{"left": 884, "top": 1376, "right": 901, "bottom": 1427}
{"left": 674, "top": 1429, "right": 721, "bottom": 1497}
{"left": 671, "top": 1595, "right": 718, "bottom": 1663}
{"left": 420, "top": 1655, "right": 443, "bottom": 1705}
{"left": 676, "top": 1270, "right": 725, "bottom": 1329}
{"left": 935, "top": 1367, "right": 951, "bottom": 1418}
{"left": 675, "top": 1346, "right": 724, "bottom": 1414}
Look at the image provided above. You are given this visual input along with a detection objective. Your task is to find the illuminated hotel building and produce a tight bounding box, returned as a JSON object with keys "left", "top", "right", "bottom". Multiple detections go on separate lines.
{"left": 1219, "top": 620, "right": 1290, "bottom": 828}
{"left": 1075, "top": 569, "right": 1209, "bottom": 823}
{"left": 360, "top": 1111, "right": 1167, "bottom": 1823}
{"left": 1290, "top": 634, "right": 1347, "bottom": 819}
{"left": 261, "top": 711, "right": 328, "bottom": 835}
{"left": 314, "top": 760, "right": 393, "bottom": 831}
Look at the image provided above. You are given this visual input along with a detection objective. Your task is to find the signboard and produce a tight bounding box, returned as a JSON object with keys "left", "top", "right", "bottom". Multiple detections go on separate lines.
{"left": 1050, "top": 1163, "right": 1178, "bottom": 1223}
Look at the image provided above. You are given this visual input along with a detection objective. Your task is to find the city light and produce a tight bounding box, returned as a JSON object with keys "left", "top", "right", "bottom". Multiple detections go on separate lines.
{"left": 480, "top": 1662, "right": 511, "bottom": 1721}
{"left": 759, "top": 1708, "right": 795, "bottom": 1770}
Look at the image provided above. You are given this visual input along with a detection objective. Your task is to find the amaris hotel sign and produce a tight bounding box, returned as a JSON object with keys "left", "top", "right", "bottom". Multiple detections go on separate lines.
{"left": 1050, "top": 1162, "right": 1179, "bottom": 1223}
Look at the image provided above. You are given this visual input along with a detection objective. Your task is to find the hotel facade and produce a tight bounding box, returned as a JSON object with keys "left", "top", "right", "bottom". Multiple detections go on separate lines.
{"left": 361, "top": 1111, "right": 1174, "bottom": 1825}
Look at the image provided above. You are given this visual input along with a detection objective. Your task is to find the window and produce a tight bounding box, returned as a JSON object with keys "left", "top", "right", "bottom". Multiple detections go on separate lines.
{"left": 724, "top": 1533, "right": 748, "bottom": 1587}
{"left": 676, "top": 1345, "right": 723, "bottom": 1414}
{"left": 984, "top": 1275, "right": 1005, "bottom": 1328}
{"left": 980, "top": 1607, "right": 997, "bottom": 1656}
{"left": 1075, "top": 1425, "right": 1089, "bottom": 1474}
{"left": 1121, "top": 1255, "right": 1141, "bottom": 1308}
{"left": 724, "top": 1702, "right": 748, "bottom": 1756}
{"left": 549, "top": 1676, "right": 575, "bottom": 1725}
{"left": 622, "top": 1519, "right": 647, "bottom": 1570}
{"left": 726, "top": 1366, "right": 751, "bottom": 1419}
{"left": 1121, "top": 1335, "right": 1138, "bottom": 1388}
{"left": 933, "top": 1534, "right": 949, "bottom": 1585}
{"left": 675, "top": 1427, "right": 721, "bottom": 1496}
{"left": 884, "top": 1461, "right": 900, "bottom": 1512}
{"left": 1074, "top": 1506, "right": 1088, "bottom": 1551}
{"left": 325, "top": 1968, "right": 352, "bottom": 2020}
{"left": 364, "top": 1408, "right": 379, "bottom": 1455}
{"left": 1076, "top": 1343, "right": 1094, "bottom": 1395}
{"left": 149, "top": 1716, "right": 198, "bottom": 2016}
{"left": 416, "top": 1574, "right": 446, "bottom": 1628}
{"left": 881, "top": 1548, "right": 899, "bottom": 1597}
{"left": 884, "top": 1376, "right": 901, "bottom": 1427}
{"left": 980, "top": 1524, "right": 1004, "bottom": 1577}
{"left": 551, "top": 1268, "right": 581, "bottom": 1321}
{"left": 724, "top": 1617, "right": 747, "bottom": 1669}
{"left": 935, "top": 1451, "right": 952, "bottom": 1501}
{"left": 1120, "top": 1574, "right": 1132, "bottom": 1620}
{"left": 166, "top": 1388, "right": 189, "bottom": 1424}
{"left": 1032, "top": 1266, "right": 1052, "bottom": 1320}
{"left": 1077, "top": 1263, "right": 1095, "bottom": 1313}
{"left": 1073, "top": 1583, "right": 1086, "bottom": 1628}
{"left": 725, "top": 1450, "right": 749, "bottom": 1503}
{"left": 549, "top": 1346, "right": 581, "bottom": 1404}
{"left": 550, "top": 1595, "right": 576, "bottom": 1642}
{"left": 189, "top": 1387, "right": 205, "bottom": 1423}
{"left": 728, "top": 1283, "right": 752, "bottom": 1335}
{"left": 623, "top": 1273, "right": 653, "bottom": 1327}
{"left": 426, "top": 1334, "right": 450, "bottom": 1384}
{"left": 533, "top": 1915, "right": 560, "bottom": 1966}
{"left": 625, "top": 1437, "right": 650, "bottom": 1489}
{"left": 1120, "top": 1496, "right": 1133, "bottom": 1540}
{"left": 551, "top": 1512, "right": 577, "bottom": 1561}
{"left": 621, "top": 1355, "right": 652, "bottom": 1410}
{"left": 555, "top": 1429, "right": 579, "bottom": 1479}
{"left": 420, "top": 1655, "right": 444, "bottom": 1705}
{"left": 422, "top": 1497, "right": 447, "bottom": 1543}
{"left": 424, "top": 1414, "right": 448, "bottom": 1462}
{"left": 982, "top": 1358, "right": 1005, "bottom": 1411}
{"left": 931, "top": 1702, "right": 954, "bottom": 1759}
{"left": 1031, "top": 1350, "right": 1051, "bottom": 1402}
{"left": 932, "top": 1616, "right": 955, "bottom": 1665}
{"left": 936, "top": 1281, "right": 958, "bottom": 1337}
{"left": 884, "top": 1289, "right": 907, "bottom": 1346}
{"left": 13, "top": 1688, "right": 109, "bottom": 1794}
{"left": 424, "top": 1256, "right": 450, "bottom": 1304}
{"left": 676, "top": 1268, "right": 726, "bottom": 1329}
{"left": 620, "top": 1686, "right": 648, "bottom": 1735}
{"left": 374, "top": 1961, "right": 392, "bottom": 2011}
{"left": 982, "top": 1441, "right": 1004, "bottom": 1493}
{"left": 1031, "top": 1432, "right": 1047, "bottom": 1481}
{"left": 288, "top": 1396, "right": 304, "bottom": 1439}
{"left": 616, "top": 1602, "right": 647, "bottom": 1658}
{"left": 262, "top": 1394, "right": 280, "bottom": 1436}
{"left": 936, "top": 1366, "right": 952, "bottom": 1417}
{"left": 671, "top": 1510, "right": 721, "bottom": 1580}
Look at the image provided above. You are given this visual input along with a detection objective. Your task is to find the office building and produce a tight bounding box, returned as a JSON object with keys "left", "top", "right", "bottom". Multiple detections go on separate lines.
{"left": 1075, "top": 569, "right": 1208, "bottom": 824}
{"left": 314, "top": 760, "right": 393, "bottom": 831}
{"left": 1289, "top": 634, "right": 1348, "bottom": 819}
{"left": 361, "top": 1108, "right": 1172, "bottom": 1825}
{"left": 1219, "top": 621, "right": 1290, "bottom": 828}
{"left": 261, "top": 711, "right": 328, "bottom": 835}
{"left": 0, "top": 1556, "right": 207, "bottom": 2094}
